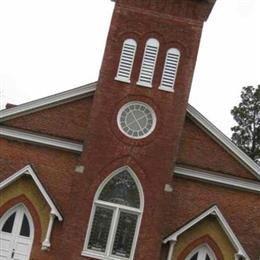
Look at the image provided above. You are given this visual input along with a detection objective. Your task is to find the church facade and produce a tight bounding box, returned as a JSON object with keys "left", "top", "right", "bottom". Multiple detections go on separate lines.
{"left": 0, "top": 1, "right": 260, "bottom": 260}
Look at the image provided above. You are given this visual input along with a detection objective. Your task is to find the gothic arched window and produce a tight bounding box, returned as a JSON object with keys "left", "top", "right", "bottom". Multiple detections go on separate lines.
{"left": 115, "top": 39, "right": 137, "bottom": 83}
{"left": 0, "top": 204, "right": 34, "bottom": 260}
{"left": 185, "top": 245, "right": 216, "bottom": 260}
{"left": 82, "top": 167, "right": 144, "bottom": 260}
{"left": 137, "top": 38, "right": 159, "bottom": 87}
{"left": 159, "top": 48, "right": 180, "bottom": 92}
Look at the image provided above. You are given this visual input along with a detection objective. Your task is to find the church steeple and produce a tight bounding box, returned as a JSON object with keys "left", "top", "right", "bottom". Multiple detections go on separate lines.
{"left": 80, "top": 1, "right": 217, "bottom": 259}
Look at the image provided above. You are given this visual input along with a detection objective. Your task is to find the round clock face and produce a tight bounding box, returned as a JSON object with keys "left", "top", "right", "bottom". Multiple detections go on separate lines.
{"left": 117, "top": 101, "right": 156, "bottom": 139}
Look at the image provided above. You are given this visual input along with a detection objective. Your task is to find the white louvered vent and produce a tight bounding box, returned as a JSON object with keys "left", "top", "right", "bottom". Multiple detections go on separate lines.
{"left": 115, "top": 39, "right": 137, "bottom": 83}
{"left": 137, "top": 38, "right": 159, "bottom": 88}
{"left": 159, "top": 48, "right": 180, "bottom": 92}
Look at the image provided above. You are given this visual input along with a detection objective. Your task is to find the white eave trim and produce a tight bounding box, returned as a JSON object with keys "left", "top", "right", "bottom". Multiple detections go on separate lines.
{"left": 0, "top": 82, "right": 97, "bottom": 122}
{"left": 0, "top": 126, "right": 83, "bottom": 153}
{"left": 175, "top": 166, "right": 260, "bottom": 194}
{"left": 187, "top": 104, "right": 260, "bottom": 180}
{"left": 163, "top": 205, "right": 250, "bottom": 259}
{"left": 0, "top": 165, "right": 63, "bottom": 221}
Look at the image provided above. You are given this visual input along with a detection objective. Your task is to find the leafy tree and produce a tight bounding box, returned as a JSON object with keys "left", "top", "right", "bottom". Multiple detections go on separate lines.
{"left": 231, "top": 85, "right": 260, "bottom": 164}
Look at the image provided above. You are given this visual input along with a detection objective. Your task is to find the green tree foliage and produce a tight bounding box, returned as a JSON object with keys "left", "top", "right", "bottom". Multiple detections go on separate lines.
{"left": 231, "top": 85, "right": 260, "bottom": 164}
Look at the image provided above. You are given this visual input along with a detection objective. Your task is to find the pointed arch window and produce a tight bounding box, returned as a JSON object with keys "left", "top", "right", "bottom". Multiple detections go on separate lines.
{"left": 159, "top": 48, "right": 180, "bottom": 92}
{"left": 115, "top": 39, "right": 137, "bottom": 83}
{"left": 0, "top": 204, "right": 34, "bottom": 260}
{"left": 185, "top": 245, "right": 216, "bottom": 260}
{"left": 137, "top": 38, "right": 159, "bottom": 88}
{"left": 82, "top": 167, "right": 144, "bottom": 260}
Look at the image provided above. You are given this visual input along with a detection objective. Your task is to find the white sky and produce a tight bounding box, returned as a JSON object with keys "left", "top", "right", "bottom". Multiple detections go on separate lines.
{"left": 0, "top": 0, "right": 259, "bottom": 137}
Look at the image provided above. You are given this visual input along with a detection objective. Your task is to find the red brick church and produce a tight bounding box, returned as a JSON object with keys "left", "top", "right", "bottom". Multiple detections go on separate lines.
{"left": 0, "top": 0, "right": 259, "bottom": 259}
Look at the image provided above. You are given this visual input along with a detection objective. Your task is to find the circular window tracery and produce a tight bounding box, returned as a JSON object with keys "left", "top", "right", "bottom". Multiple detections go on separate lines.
{"left": 117, "top": 101, "right": 156, "bottom": 139}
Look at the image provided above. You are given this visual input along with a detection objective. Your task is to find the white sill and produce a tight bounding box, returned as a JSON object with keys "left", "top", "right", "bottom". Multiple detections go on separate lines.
{"left": 158, "top": 85, "right": 174, "bottom": 93}
{"left": 81, "top": 250, "right": 130, "bottom": 260}
{"left": 136, "top": 81, "right": 152, "bottom": 88}
{"left": 114, "top": 77, "right": 131, "bottom": 83}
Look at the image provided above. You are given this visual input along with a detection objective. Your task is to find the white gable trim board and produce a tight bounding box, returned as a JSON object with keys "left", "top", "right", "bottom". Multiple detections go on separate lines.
{"left": 163, "top": 205, "right": 250, "bottom": 260}
{"left": 0, "top": 83, "right": 259, "bottom": 180}
{"left": 0, "top": 82, "right": 96, "bottom": 122}
{"left": 0, "top": 126, "right": 83, "bottom": 153}
{"left": 187, "top": 104, "right": 260, "bottom": 180}
{"left": 0, "top": 165, "right": 63, "bottom": 250}
{"left": 174, "top": 166, "right": 260, "bottom": 194}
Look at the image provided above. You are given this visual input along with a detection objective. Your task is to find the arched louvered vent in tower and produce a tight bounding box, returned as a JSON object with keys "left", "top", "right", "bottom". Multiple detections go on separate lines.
{"left": 137, "top": 38, "right": 159, "bottom": 88}
{"left": 115, "top": 39, "right": 137, "bottom": 83}
{"left": 159, "top": 48, "right": 180, "bottom": 92}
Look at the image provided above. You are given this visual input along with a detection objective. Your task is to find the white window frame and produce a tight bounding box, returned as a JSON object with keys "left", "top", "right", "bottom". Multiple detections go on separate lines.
{"left": 0, "top": 203, "right": 34, "bottom": 260}
{"left": 82, "top": 166, "right": 144, "bottom": 260}
{"left": 185, "top": 244, "right": 216, "bottom": 260}
{"left": 0, "top": 203, "right": 34, "bottom": 239}
{"left": 115, "top": 39, "right": 137, "bottom": 83}
{"left": 137, "top": 38, "right": 159, "bottom": 88}
{"left": 159, "top": 48, "right": 180, "bottom": 92}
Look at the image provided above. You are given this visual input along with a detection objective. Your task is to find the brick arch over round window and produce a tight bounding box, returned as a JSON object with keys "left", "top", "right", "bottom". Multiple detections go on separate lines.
{"left": 115, "top": 39, "right": 137, "bottom": 83}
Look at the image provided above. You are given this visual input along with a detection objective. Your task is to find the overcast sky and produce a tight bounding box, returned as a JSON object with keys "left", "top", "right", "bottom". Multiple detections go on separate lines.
{"left": 0, "top": 0, "right": 259, "bottom": 137}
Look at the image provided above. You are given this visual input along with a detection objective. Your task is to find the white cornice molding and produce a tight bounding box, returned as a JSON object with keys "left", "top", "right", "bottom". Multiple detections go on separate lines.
{"left": 0, "top": 82, "right": 96, "bottom": 122}
{"left": 174, "top": 166, "right": 260, "bottom": 194}
{"left": 0, "top": 126, "right": 83, "bottom": 153}
{"left": 0, "top": 165, "right": 63, "bottom": 221}
{"left": 163, "top": 205, "right": 250, "bottom": 259}
{"left": 187, "top": 104, "right": 260, "bottom": 180}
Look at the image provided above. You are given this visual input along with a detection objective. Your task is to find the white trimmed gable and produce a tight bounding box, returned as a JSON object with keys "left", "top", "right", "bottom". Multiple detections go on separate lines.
{"left": 0, "top": 165, "right": 63, "bottom": 221}
{"left": 164, "top": 205, "right": 250, "bottom": 260}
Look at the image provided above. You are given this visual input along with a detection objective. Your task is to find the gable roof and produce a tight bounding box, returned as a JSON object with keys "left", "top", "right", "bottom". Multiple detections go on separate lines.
{"left": 187, "top": 104, "right": 260, "bottom": 180}
{"left": 1, "top": 82, "right": 259, "bottom": 180}
{"left": 0, "top": 82, "right": 96, "bottom": 122}
{"left": 0, "top": 165, "right": 63, "bottom": 221}
{"left": 163, "top": 205, "right": 250, "bottom": 259}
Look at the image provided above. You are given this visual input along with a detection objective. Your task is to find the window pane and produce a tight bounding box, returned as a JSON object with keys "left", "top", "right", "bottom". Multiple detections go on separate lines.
{"left": 2, "top": 212, "right": 16, "bottom": 233}
{"left": 19, "top": 214, "right": 30, "bottom": 237}
{"left": 190, "top": 252, "right": 198, "bottom": 260}
{"left": 99, "top": 170, "right": 140, "bottom": 208}
{"left": 88, "top": 206, "right": 113, "bottom": 253}
{"left": 112, "top": 211, "right": 138, "bottom": 258}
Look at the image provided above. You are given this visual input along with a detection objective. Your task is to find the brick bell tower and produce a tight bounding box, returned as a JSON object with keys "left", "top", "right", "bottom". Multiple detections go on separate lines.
{"left": 68, "top": 1, "right": 216, "bottom": 260}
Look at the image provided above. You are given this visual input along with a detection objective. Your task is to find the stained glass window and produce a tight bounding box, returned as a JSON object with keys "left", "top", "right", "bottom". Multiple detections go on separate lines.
{"left": 99, "top": 170, "right": 140, "bottom": 208}
{"left": 112, "top": 212, "right": 138, "bottom": 257}
{"left": 84, "top": 169, "right": 143, "bottom": 260}
{"left": 88, "top": 207, "right": 113, "bottom": 252}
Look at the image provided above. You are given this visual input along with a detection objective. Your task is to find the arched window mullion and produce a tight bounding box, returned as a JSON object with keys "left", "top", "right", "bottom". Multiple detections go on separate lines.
{"left": 95, "top": 200, "right": 142, "bottom": 214}
{"left": 108, "top": 207, "right": 120, "bottom": 257}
